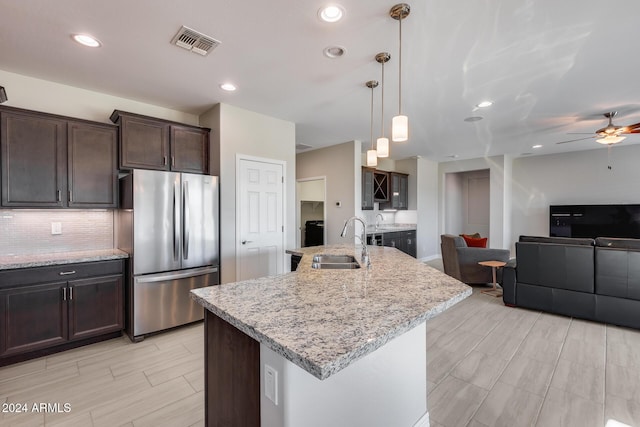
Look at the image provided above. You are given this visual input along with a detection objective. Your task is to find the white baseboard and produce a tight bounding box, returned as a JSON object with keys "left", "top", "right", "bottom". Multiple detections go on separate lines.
{"left": 413, "top": 411, "right": 430, "bottom": 427}
{"left": 419, "top": 254, "right": 441, "bottom": 262}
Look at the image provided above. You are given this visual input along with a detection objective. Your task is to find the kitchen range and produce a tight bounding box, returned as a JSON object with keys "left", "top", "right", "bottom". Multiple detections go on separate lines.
{"left": 117, "top": 169, "right": 220, "bottom": 341}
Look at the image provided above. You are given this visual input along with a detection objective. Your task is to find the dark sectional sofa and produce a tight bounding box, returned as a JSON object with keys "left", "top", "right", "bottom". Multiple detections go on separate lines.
{"left": 502, "top": 235, "right": 640, "bottom": 329}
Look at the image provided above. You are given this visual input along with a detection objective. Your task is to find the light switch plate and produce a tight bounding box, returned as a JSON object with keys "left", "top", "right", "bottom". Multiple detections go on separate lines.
{"left": 51, "top": 222, "right": 62, "bottom": 235}
{"left": 264, "top": 364, "right": 278, "bottom": 405}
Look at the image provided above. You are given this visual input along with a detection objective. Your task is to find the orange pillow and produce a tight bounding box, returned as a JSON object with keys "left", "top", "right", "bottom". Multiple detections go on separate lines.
{"left": 462, "top": 234, "right": 487, "bottom": 248}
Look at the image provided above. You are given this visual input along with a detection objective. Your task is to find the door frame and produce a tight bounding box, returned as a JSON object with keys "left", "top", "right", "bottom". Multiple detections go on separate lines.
{"left": 296, "top": 176, "right": 327, "bottom": 248}
{"left": 235, "top": 154, "right": 287, "bottom": 280}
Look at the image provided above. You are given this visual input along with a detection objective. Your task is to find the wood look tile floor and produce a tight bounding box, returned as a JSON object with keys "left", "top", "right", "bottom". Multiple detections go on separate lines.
{"left": 2, "top": 287, "right": 640, "bottom": 426}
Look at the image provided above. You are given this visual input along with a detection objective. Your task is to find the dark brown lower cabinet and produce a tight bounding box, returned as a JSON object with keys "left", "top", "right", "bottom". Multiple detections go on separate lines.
{"left": 382, "top": 230, "right": 417, "bottom": 258}
{"left": 0, "top": 260, "right": 124, "bottom": 365}
{"left": 0, "top": 282, "right": 68, "bottom": 356}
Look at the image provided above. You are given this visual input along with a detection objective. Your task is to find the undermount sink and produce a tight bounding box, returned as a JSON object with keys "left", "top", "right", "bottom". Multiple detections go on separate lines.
{"left": 311, "top": 254, "right": 361, "bottom": 270}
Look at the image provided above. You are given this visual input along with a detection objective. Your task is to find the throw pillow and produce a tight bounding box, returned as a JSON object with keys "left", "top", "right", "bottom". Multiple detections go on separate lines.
{"left": 460, "top": 232, "right": 481, "bottom": 239}
{"left": 462, "top": 234, "right": 487, "bottom": 248}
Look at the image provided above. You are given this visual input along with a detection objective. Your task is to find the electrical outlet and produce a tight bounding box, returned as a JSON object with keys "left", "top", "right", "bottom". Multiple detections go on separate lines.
{"left": 51, "top": 222, "right": 62, "bottom": 235}
{"left": 264, "top": 364, "right": 278, "bottom": 405}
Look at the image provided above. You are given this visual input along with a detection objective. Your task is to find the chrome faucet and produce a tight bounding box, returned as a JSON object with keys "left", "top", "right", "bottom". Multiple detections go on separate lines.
{"left": 340, "top": 216, "right": 371, "bottom": 268}
{"left": 375, "top": 213, "right": 384, "bottom": 230}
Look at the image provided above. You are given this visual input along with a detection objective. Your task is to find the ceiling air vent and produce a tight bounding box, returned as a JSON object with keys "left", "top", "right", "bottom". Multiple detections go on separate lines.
{"left": 171, "top": 26, "right": 220, "bottom": 56}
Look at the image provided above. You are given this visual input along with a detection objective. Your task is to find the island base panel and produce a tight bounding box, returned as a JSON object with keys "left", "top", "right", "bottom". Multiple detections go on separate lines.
{"left": 205, "top": 311, "right": 260, "bottom": 427}
{"left": 260, "top": 322, "right": 428, "bottom": 427}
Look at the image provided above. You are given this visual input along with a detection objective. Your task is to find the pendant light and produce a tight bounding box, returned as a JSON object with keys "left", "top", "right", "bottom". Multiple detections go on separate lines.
{"left": 390, "top": 3, "right": 410, "bottom": 142}
{"left": 366, "top": 80, "right": 379, "bottom": 167}
{"left": 375, "top": 52, "right": 391, "bottom": 158}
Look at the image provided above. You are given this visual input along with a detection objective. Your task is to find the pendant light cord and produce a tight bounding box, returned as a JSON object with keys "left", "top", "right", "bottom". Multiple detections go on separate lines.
{"left": 398, "top": 15, "right": 402, "bottom": 115}
{"left": 381, "top": 60, "right": 385, "bottom": 136}
{"left": 370, "top": 85, "right": 375, "bottom": 150}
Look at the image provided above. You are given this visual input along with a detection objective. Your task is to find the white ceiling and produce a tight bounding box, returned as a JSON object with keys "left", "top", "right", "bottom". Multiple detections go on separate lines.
{"left": 2, "top": 0, "right": 640, "bottom": 162}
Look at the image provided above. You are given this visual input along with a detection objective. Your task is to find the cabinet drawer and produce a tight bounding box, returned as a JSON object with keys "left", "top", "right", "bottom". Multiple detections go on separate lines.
{"left": 0, "top": 260, "right": 124, "bottom": 289}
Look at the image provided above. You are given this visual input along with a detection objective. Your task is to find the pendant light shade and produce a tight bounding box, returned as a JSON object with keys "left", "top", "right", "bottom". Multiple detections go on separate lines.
{"left": 366, "top": 149, "right": 378, "bottom": 166}
{"left": 376, "top": 137, "right": 389, "bottom": 157}
{"left": 366, "top": 80, "right": 379, "bottom": 167}
{"left": 375, "top": 52, "right": 391, "bottom": 158}
{"left": 392, "top": 115, "right": 408, "bottom": 142}
{"left": 390, "top": 3, "right": 410, "bottom": 142}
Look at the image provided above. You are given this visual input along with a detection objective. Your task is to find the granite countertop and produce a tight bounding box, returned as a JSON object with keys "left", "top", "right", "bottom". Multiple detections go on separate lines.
{"left": 0, "top": 249, "right": 129, "bottom": 270}
{"left": 366, "top": 224, "right": 416, "bottom": 234}
{"left": 191, "top": 244, "right": 471, "bottom": 380}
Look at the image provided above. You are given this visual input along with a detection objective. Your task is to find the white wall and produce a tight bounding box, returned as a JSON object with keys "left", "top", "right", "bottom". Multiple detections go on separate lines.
{"left": 414, "top": 158, "right": 440, "bottom": 259}
{"left": 0, "top": 69, "right": 198, "bottom": 125}
{"left": 510, "top": 144, "right": 640, "bottom": 251}
{"left": 439, "top": 156, "right": 513, "bottom": 250}
{"left": 297, "top": 142, "right": 361, "bottom": 245}
{"left": 200, "top": 103, "right": 296, "bottom": 284}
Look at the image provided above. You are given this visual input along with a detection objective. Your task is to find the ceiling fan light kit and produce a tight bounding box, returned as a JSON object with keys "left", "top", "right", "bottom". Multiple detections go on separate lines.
{"left": 597, "top": 135, "right": 626, "bottom": 145}
{"left": 391, "top": 3, "right": 410, "bottom": 142}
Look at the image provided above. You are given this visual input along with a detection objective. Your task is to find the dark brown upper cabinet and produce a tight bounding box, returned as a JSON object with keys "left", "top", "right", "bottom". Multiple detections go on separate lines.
{"left": 111, "top": 110, "right": 209, "bottom": 174}
{"left": 0, "top": 107, "right": 118, "bottom": 208}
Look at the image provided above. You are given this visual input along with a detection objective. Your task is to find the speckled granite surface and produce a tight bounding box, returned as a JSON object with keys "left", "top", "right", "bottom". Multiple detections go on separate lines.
{"left": 0, "top": 249, "right": 129, "bottom": 270}
{"left": 191, "top": 244, "right": 471, "bottom": 380}
{"left": 365, "top": 224, "right": 416, "bottom": 235}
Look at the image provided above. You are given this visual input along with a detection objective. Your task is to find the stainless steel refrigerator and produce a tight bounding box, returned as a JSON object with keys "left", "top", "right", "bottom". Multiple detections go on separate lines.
{"left": 117, "top": 169, "right": 219, "bottom": 341}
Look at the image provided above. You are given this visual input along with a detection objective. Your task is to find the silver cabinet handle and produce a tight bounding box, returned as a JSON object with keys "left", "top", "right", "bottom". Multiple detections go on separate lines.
{"left": 56, "top": 190, "right": 62, "bottom": 202}
{"left": 62, "top": 287, "right": 67, "bottom": 300}
{"left": 68, "top": 190, "right": 73, "bottom": 203}
{"left": 69, "top": 287, "right": 73, "bottom": 300}
{"left": 163, "top": 156, "right": 168, "bottom": 166}
{"left": 59, "top": 270, "right": 76, "bottom": 276}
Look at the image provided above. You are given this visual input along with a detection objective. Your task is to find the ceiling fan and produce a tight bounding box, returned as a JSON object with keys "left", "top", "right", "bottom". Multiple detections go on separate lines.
{"left": 556, "top": 111, "right": 640, "bottom": 145}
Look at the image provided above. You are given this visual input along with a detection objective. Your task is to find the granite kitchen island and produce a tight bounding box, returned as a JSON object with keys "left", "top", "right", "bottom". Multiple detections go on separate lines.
{"left": 191, "top": 244, "right": 471, "bottom": 427}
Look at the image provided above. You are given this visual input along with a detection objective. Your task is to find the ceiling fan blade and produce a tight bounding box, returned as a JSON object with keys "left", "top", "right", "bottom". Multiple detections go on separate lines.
{"left": 556, "top": 136, "right": 596, "bottom": 145}
{"left": 622, "top": 122, "right": 640, "bottom": 133}
{"left": 566, "top": 132, "right": 595, "bottom": 135}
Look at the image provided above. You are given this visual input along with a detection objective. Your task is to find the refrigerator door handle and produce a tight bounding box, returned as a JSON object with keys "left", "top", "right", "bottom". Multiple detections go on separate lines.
{"left": 183, "top": 180, "right": 190, "bottom": 260}
{"left": 135, "top": 266, "right": 219, "bottom": 283}
{"left": 173, "top": 181, "right": 180, "bottom": 261}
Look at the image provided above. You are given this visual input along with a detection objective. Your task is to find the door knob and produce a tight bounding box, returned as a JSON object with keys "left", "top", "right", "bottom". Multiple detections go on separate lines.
{"left": 242, "top": 240, "right": 253, "bottom": 245}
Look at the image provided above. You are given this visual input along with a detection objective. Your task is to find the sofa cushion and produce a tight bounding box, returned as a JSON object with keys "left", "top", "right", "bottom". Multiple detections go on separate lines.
{"left": 516, "top": 242, "right": 594, "bottom": 293}
{"left": 595, "top": 247, "right": 640, "bottom": 300}
{"left": 519, "top": 235, "right": 595, "bottom": 246}
{"left": 595, "top": 237, "right": 640, "bottom": 250}
{"left": 462, "top": 235, "right": 487, "bottom": 248}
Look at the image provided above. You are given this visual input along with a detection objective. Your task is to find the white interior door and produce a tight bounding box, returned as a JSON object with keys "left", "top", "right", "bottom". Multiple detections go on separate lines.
{"left": 238, "top": 158, "right": 284, "bottom": 280}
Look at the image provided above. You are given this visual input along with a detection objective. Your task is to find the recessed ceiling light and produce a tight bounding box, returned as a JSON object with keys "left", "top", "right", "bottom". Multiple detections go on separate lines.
{"left": 464, "top": 116, "right": 483, "bottom": 122}
{"left": 476, "top": 101, "right": 493, "bottom": 108}
{"left": 532, "top": 144, "right": 543, "bottom": 149}
{"left": 72, "top": 34, "right": 101, "bottom": 48}
{"left": 323, "top": 46, "right": 346, "bottom": 58}
{"left": 318, "top": 5, "right": 345, "bottom": 23}
{"left": 220, "top": 83, "right": 237, "bottom": 92}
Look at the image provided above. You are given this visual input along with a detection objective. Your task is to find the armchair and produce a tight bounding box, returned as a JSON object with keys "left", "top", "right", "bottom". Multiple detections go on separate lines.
{"left": 440, "top": 234, "right": 511, "bottom": 285}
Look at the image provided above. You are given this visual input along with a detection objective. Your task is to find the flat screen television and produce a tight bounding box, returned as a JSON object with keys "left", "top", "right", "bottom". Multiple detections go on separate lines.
{"left": 550, "top": 204, "right": 640, "bottom": 238}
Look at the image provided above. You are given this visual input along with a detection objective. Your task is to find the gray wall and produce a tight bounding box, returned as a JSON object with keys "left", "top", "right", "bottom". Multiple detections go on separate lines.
{"left": 297, "top": 142, "right": 360, "bottom": 245}
{"left": 200, "top": 103, "right": 296, "bottom": 284}
{"left": 510, "top": 144, "right": 640, "bottom": 251}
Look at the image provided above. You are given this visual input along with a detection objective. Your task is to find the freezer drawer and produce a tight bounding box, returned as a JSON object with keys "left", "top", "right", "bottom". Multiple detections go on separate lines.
{"left": 132, "top": 266, "right": 218, "bottom": 337}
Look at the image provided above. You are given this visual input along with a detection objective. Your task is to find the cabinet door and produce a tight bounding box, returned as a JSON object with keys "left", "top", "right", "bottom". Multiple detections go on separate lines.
{"left": 67, "top": 275, "right": 123, "bottom": 341}
{"left": 362, "top": 167, "right": 374, "bottom": 210}
{"left": 171, "top": 126, "right": 209, "bottom": 174}
{"left": 405, "top": 231, "right": 417, "bottom": 258}
{"left": 1, "top": 111, "right": 67, "bottom": 207}
{"left": 119, "top": 115, "right": 170, "bottom": 170}
{"left": 68, "top": 121, "right": 118, "bottom": 208}
{"left": 0, "top": 282, "right": 68, "bottom": 356}
{"left": 398, "top": 174, "right": 408, "bottom": 209}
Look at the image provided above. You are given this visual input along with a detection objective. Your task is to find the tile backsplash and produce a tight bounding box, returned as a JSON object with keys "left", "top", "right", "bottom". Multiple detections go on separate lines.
{"left": 0, "top": 210, "right": 114, "bottom": 256}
